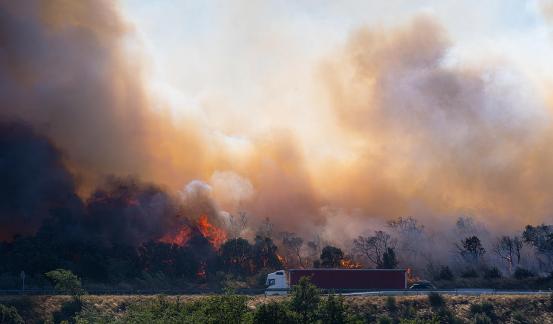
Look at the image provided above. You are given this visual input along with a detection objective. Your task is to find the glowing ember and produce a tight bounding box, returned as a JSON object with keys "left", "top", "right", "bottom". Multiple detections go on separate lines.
{"left": 197, "top": 261, "right": 207, "bottom": 278}
{"left": 197, "top": 214, "right": 227, "bottom": 248}
{"left": 276, "top": 254, "right": 286, "bottom": 266}
{"left": 340, "top": 258, "right": 362, "bottom": 269}
{"left": 406, "top": 268, "right": 421, "bottom": 285}
{"left": 160, "top": 226, "right": 192, "bottom": 246}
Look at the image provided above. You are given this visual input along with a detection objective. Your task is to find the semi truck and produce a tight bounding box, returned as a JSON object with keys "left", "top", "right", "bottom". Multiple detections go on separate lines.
{"left": 265, "top": 268, "right": 407, "bottom": 295}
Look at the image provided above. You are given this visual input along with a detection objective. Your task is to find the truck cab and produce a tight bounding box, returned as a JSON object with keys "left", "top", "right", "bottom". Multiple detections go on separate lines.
{"left": 265, "top": 270, "right": 288, "bottom": 295}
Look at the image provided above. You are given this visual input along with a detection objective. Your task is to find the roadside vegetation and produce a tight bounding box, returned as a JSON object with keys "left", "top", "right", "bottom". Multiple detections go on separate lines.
{"left": 1, "top": 278, "right": 553, "bottom": 324}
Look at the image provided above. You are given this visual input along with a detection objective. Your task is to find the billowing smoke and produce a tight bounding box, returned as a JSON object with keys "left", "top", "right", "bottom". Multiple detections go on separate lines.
{"left": 320, "top": 15, "right": 553, "bottom": 228}
{"left": 2, "top": 0, "right": 553, "bottom": 254}
{"left": 0, "top": 122, "right": 80, "bottom": 240}
{"left": 0, "top": 0, "right": 206, "bottom": 192}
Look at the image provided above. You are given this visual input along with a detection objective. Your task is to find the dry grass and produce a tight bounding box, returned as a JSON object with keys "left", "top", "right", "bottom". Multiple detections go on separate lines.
{"left": 1, "top": 294, "right": 552, "bottom": 323}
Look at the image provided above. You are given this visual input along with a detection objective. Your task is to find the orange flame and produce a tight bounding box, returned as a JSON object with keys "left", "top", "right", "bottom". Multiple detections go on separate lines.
{"left": 340, "top": 258, "right": 362, "bottom": 269}
{"left": 276, "top": 254, "right": 286, "bottom": 266}
{"left": 406, "top": 268, "right": 421, "bottom": 285}
{"left": 160, "top": 226, "right": 192, "bottom": 246}
{"left": 197, "top": 261, "right": 207, "bottom": 279}
{"left": 197, "top": 214, "right": 227, "bottom": 248}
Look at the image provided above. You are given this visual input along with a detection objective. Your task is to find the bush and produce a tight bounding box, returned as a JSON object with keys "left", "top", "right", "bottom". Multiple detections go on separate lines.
{"left": 427, "top": 292, "right": 445, "bottom": 309}
{"left": 45, "top": 269, "right": 86, "bottom": 301}
{"left": 513, "top": 268, "right": 534, "bottom": 279}
{"left": 253, "top": 302, "right": 296, "bottom": 324}
{"left": 378, "top": 316, "right": 392, "bottom": 324}
{"left": 435, "top": 308, "right": 462, "bottom": 324}
{"left": 460, "top": 269, "right": 478, "bottom": 278}
{"left": 52, "top": 300, "right": 82, "bottom": 324}
{"left": 122, "top": 294, "right": 250, "bottom": 324}
{"left": 400, "top": 318, "right": 440, "bottom": 324}
{"left": 437, "top": 266, "right": 454, "bottom": 281}
{"left": 511, "top": 311, "right": 528, "bottom": 324}
{"left": 385, "top": 296, "right": 397, "bottom": 313}
{"left": 0, "top": 304, "right": 24, "bottom": 324}
{"left": 474, "top": 314, "right": 492, "bottom": 324}
{"left": 483, "top": 267, "right": 502, "bottom": 279}
{"left": 318, "top": 294, "right": 346, "bottom": 324}
{"left": 470, "top": 302, "right": 496, "bottom": 323}
{"left": 289, "top": 277, "right": 320, "bottom": 324}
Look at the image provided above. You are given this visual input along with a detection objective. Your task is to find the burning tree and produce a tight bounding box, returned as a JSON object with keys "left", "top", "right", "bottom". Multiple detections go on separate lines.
{"left": 493, "top": 235, "right": 522, "bottom": 274}
{"left": 353, "top": 230, "right": 398, "bottom": 268}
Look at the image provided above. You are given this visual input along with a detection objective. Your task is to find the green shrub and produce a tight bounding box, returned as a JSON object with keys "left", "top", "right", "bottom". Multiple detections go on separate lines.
{"left": 513, "top": 268, "right": 534, "bottom": 279}
{"left": 122, "top": 294, "right": 250, "bottom": 324}
{"left": 45, "top": 269, "right": 86, "bottom": 301}
{"left": 52, "top": 300, "right": 83, "bottom": 324}
{"left": 400, "top": 317, "right": 440, "bottom": 324}
{"left": 253, "top": 302, "right": 296, "bottom": 324}
{"left": 511, "top": 311, "right": 528, "bottom": 324}
{"left": 427, "top": 292, "right": 445, "bottom": 309}
{"left": 378, "top": 316, "right": 392, "bottom": 324}
{"left": 470, "top": 302, "right": 496, "bottom": 323}
{"left": 318, "top": 294, "right": 346, "bottom": 324}
{"left": 436, "top": 308, "right": 461, "bottom": 324}
{"left": 0, "top": 304, "right": 24, "bottom": 324}
{"left": 385, "top": 296, "right": 397, "bottom": 313}
{"left": 289, "top": 277, "right": 320, "bottom": 324}
{"left": 474, "top": 314, "right": 492, "bottom": 324}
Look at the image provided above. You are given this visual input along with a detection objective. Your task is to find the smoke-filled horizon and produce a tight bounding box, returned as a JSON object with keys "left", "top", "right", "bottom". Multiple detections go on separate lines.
{"left": 2, "top": 0, "right": 553, "bottom": 244}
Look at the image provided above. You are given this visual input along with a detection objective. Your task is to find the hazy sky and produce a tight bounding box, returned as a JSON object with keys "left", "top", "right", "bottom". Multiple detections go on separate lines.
{"left": 120, "top": 0, "right": 553, "bottom": 160}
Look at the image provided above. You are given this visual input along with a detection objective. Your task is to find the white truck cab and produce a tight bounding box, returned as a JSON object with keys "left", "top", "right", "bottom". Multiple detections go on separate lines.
{"left": 265, "top": 270, "right": 288, "bottom": 295}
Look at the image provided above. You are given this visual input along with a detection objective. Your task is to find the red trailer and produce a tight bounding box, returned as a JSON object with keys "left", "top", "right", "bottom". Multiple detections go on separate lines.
{"left": 289, "top": 269, "right": 407, "bottom": 290}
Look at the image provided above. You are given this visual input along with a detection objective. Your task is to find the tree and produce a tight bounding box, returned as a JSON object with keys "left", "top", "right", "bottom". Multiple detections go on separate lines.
{"left": 493, "top": 236, "right": 522, "bottom": 273}
{"left": 353, "top": 231, "right": 397, "bottom": 268}
{"left": 0, "top": 304, "right": 24, "bottom": 324}
{"left": 457, "top": 236, "right": 485, "bottom": 263}
{"left": 281, "top": 232, "right": 304, "bottom": 268}
{"left": 228, "top": 211, "right": 248, "bottom": 239}
{"left": 252, "top": 235, "right": 282, "bottom": 270}
{"left": 381, "top": 247, "right": 398, "bottom": 269}
{"left": 253, "top": 302, "right": 297, "bottom": 324}
{"left": 318, "top": 294, "right": 346, "bottom": 324}
{"left": 290, "top": 277, "right": 320, "bottom": 324}
{"left": 219, "top": 238, "right": 253, "bottom": 276}
{"left": 319, "top": 246, "right": 344, "bottom": 268}
{"left": 523, "top": 224, "right": 553, "bottom": 270}
{"left": 45, "top": 269, "right": 85, "bottom": 301}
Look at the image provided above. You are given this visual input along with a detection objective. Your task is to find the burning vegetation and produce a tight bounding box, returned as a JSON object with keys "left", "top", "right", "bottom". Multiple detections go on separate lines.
{"left": 3, "top": 0, "right": 553, "bottom": 293}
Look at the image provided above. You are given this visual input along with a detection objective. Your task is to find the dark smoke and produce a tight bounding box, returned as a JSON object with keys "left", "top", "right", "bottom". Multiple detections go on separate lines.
{"left": 0, "top": 122, "right": 80, "bottom": 240}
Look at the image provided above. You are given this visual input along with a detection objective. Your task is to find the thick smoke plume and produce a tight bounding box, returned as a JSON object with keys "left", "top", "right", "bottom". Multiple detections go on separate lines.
{"left": 320, "top": 16, "right": 553, "bottom": 229}
{"left": 0, "top": 122, "right": 79, "bottom": 239}
{"left": 2, "top": 0, "right": 553, "bottom": 251}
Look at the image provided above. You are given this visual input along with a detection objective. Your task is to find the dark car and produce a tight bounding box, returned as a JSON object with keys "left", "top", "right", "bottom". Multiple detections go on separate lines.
{"left": 409, "top": 281, "right": 436, "bottom": 290}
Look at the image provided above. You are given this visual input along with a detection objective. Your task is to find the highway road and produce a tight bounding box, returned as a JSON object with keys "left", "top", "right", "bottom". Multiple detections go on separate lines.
{"left": 343, "top": 289, "right": 552, "bottom": 296}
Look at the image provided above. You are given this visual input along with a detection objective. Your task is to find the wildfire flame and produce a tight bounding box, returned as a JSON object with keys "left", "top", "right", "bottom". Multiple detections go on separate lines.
{"left": 276, "top": 254, "right": 286, "bottom": 267}
{"left": 406, "top": 268, "right": 421, "bottom": 285}
{"left": 197, "top": 214, "right": 227, "bottom": 248}
{"left": 159, "top": 214, "right": 227, "bottom": 249}
{"left": 340, "top": 258, "right": 362, "bottom": 269}
{"left": 197, "top": 261, "right": 207, "bottom": 279}
{"left": 160, "top": 226, "right": 192, "bottom": 246}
